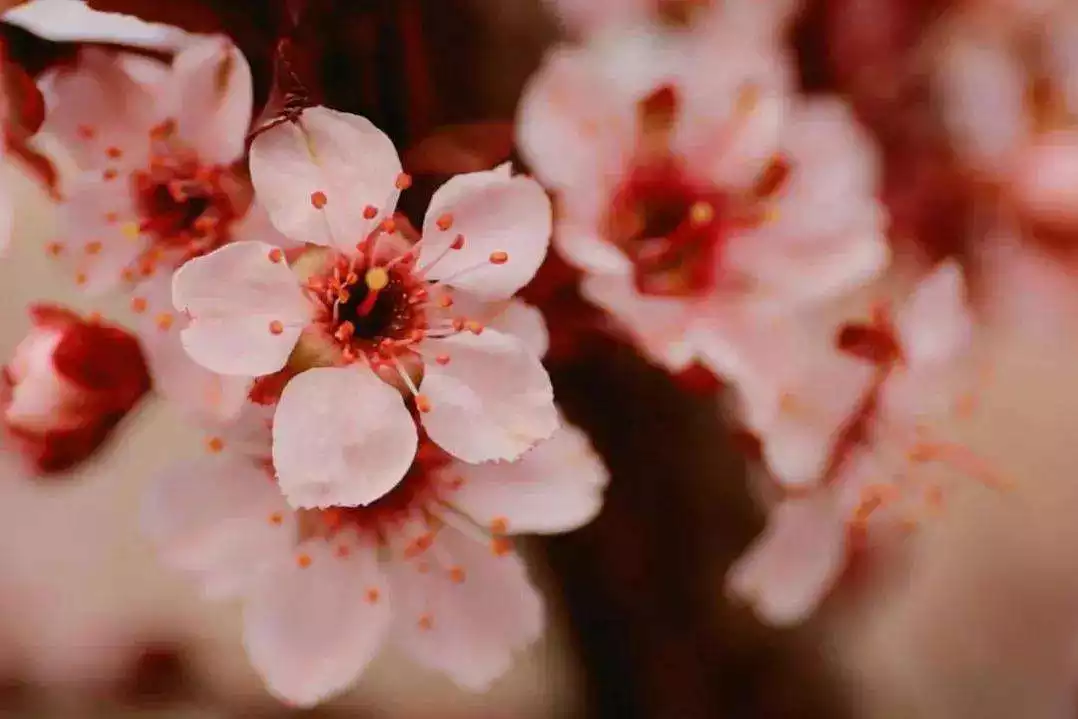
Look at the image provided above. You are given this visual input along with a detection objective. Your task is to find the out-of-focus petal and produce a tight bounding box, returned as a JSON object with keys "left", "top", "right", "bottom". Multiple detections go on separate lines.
{"left": 243, "top": 542, "right": 391, "bottom": 707}
{"left": 895, "top": 260, "right": 972, "bottom": 371}
{"left": 4, "top": 0, "right": 190, "bottom": 49}
{"left": 37, "top": 48, "right": 160, "bottom": 171}
{"left": 449, "top": 421, "right": 608, "bottom": 534}
{"left": 172, "top": 35, "right": 253, "bottom": 165}
{"left": 133, "top": 277, "right": 251, "bottom": 423}
{"left": 140, "top": 453, "right": 295, "bottom": 591}
{"left": 388, "top": 526, "right": 544, "bottom": 691}
{"left": 726, "top": 497, "right": 845, "bottom": 626}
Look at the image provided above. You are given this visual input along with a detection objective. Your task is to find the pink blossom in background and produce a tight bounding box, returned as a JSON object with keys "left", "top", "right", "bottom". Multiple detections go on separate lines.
{"left": 518, "top": 30, "right": 887, "bottom": 375}
{"left": 39, "top": 36, "right": 265, "bottom": 293}
{"left": 1, "top": 304, "right": 150, "bottom": 475}
{"left": 726, "top": 261, "right": 998, "bottom": 625}
{"left": 936, "top": 1, "right": 1078, "bottom": 229}
{"left": 141, "top": 401, "right": 609, "bottom": 707}
{"left": 543, "top": 0, "right": 802, "bottom": 40}
{"left": 35, "top": 35, "right": 284, "bottom": 421}
{"left": 173, "top": 105, "right": 557, "bottom": 509}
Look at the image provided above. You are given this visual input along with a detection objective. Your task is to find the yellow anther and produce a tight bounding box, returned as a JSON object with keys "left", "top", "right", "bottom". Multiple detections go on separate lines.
{"left": 365, "top": 267, "right": 389, "bottom": 291}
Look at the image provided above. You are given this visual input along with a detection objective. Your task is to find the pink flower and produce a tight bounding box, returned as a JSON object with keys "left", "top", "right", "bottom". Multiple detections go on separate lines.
{"left": 40, "top": 37, "right": 264, "bottom": 292}
{"left": 936, "top": 3, "right": 1078, "bottom": 228}
{"left": 544, "top": 0, "right": 800, "bottom": 39}
{"left": 2, "top": 304, "right": 151, "bottom": 475}
{"left": 37, "top": 37, "right": 276, "bottom": 421}
{"left": 517, "top": 35, "right": 887, "bottom": 373}
{"left": 727, "top": 261, "right": 999, "bottom": 625}
{"left": 141, "top": 403, "right": 608, "bottom": 707}
{"left": 173, "top": 106, "right": 557, "bottom": 508}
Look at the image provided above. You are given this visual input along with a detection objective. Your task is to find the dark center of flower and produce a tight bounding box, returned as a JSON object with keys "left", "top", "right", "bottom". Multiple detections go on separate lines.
{"left": 132, "top": 147, "right": 247, "bottom": 269}
{"left": 607, "top": 160, "right": 729, "bottom": 296}
{"left": 303, "top": 247, "right": 430, "bottom": 366}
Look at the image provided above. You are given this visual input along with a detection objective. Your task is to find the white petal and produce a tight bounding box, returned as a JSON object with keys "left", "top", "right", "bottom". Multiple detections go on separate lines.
{"left": 243, "top": 542, "right": 391, "bottom": 707}
{"left": 140, "top": 454, "right": 295, "bottom": 594}
{"left": 449, "top": 421, "right": 608, "bottom": 534}
{"left": 4, "top": 0, "right": 190, "bottom": 49}
{"left": 895, "top": 260, "right": 973, "bottom": 370}
{"left": 419, "top": 330, "right": 558, "bottom": 463}
{"left": 249, "top": 106, "right": 401, "bottom": 249}
{"left": 172, "top": 35, "right": 253, "bottom": 164}
{"left": 726, "top": 497, "right": 845, "bottom": 626}
{"left": 272, "top": 366, "right": 418, "bottom": 509}
{"left": 388, "top": 527, "right": 544, "bottom": 691}
{"left": 173, "top": 241, "right": 310, "bottom": 376}
{"left": 133, "top": 277, "right": 251, "bottom": 423}
{"left": 437, "top": 292, "right": 550, "bottom": 359}
{"left": 418, "top": 170, "right": 552, "bottom": 301}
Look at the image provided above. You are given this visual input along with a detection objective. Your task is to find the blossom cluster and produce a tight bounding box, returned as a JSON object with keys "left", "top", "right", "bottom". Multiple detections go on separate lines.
{"left": 0, "top": 0, "right": 1071, "bottom": 710}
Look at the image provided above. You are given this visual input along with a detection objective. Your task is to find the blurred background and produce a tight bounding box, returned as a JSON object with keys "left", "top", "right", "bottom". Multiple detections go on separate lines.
{"left": 2, "top": 0, "right": 1078, "bottom": 717}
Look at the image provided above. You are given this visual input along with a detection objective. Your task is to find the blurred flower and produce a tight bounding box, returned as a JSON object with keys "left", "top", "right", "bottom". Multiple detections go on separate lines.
{"left": 35, "top": 36, "right": 278, "bottom": 421}
{"left": 40, "top": 36, "right": 268, "bottom": 293}
{"left": 142, "top": 401, "right": 608, "bottom": 708}
{"left": 544, "top": 0, "right": 800, "bottom": 40}
{"left": 174, "top": 106, "right": 556, "bottom": 508}
{"left": 518, "top": 29, "right": 886, "bottom": 375}
{"left": 1, "top": 304, "right": 150, "bottom": 475}
{"left": 936, "top": 1, "right": 1078, "bottom": 229}
{"left": 727, "top": 261, "right": 999, "bottom": 625}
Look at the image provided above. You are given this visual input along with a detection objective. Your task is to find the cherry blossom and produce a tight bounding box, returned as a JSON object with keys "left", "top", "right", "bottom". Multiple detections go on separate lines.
{"left": 936, "top": 1, "right": 1078, "bottom": 228}
{"left": 544, "top": 0, "right": 801, "bottom": 40}
{"left": 39, "top": 36, "right": 267, "bottom": 293}
{"left": 35, "top": 36, "right": 287, "bottom": 420}
{"left": 173, "top": 106, "right": 556, "bottom": 508}
{"left": 141, "top": 401, "right": 608, "bottom": 707}
{"left": 517, "top": 30, "right": 888, "bottom": 374}
{"left": 727, "top": 262, "right": 1001, "bottom": 625}
{"left": 1, "top": 304, "right": 151, "bottom": 475}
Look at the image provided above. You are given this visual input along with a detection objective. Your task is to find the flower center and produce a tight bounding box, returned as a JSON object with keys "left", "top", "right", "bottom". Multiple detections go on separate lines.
{"left": 607, "top": 160, "right": 729, "bottom": 296}
{"left": 301, "top": 242, "right": 432, "bottom": 370}
{"left": 133, "top": 152, "right": 243, "bottom": 261}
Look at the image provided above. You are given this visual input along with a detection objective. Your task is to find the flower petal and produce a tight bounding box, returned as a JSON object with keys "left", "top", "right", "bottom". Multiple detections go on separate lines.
{"left": 449, "top": 420, "right": 608, "bottom": 534}
{"left": 4, "top": 329, "right": 81, "bottom": 432}
{"left": 516, "top": 46, "right": 634, "bottom": 193}
{"left": 243, "top": 541, "right": 391, "bottom": 708}
{"left": 435, "top": 292, "right": 550, "bottom": 359}
{"left": 895, "top": 260, "right": 972, "bottom": 371}
{"left": 38, "top": 48, "right": 159, "bottom": 171}
{"left": 173, "top": 241, "right": 310, "bottom": 376}
{"left": 1013, "top": 131, "right": 1078, "bottom": 226}
{"left": 419, "top": 330, "right": 557, "bottom": 463}
{"left": 249, "top": 107, "right": 401, "bottom": 249}
{"left": 4, "top": 0, "right": 190, "bottom": 49}
{"left": 726, "top": 497, "right": 845, "bottom": 626}
{"left": 418, "top": 169, "right": 552, "bottom": 301}
{"left": 272, "top": 366, "right": 418, "bottom": 508}
{"left": 172, "top": 35, "right": 253, "bottom": 165}
{"left": 489, "top": 300, "right": 549, "bottom": 359}
{"left": 581, "top": 274, "right": 699, "bottom": 371}
{"left": 140, "top": 454, "right": 295, "bottom": 595}
{"left": 388, "top": 527, "right": 544, "bottom": 691}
